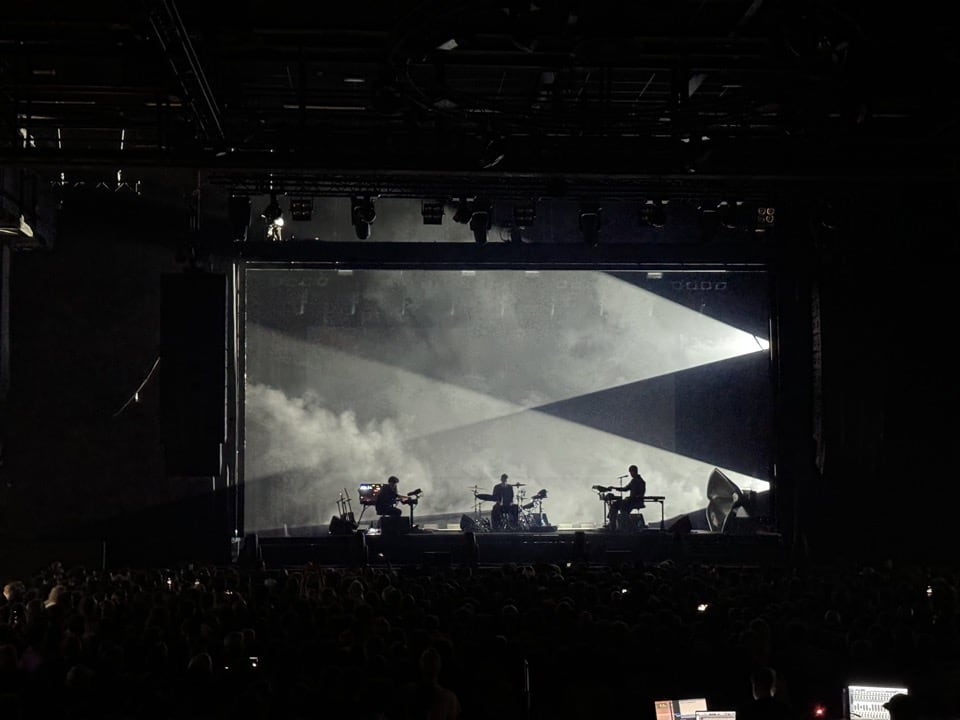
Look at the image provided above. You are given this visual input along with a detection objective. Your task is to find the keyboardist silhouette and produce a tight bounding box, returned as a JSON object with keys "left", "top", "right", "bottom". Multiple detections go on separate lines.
{"left": 375, "top": 475, "right": 422, "bottom": 533}
{"left": 608, "top": 465, "right": 646, "bottom": 531}
{"left": 375, "top": 476, "right": 404, "bottom": 519}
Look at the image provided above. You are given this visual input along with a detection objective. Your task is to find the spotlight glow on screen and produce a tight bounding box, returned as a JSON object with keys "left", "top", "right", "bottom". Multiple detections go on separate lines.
{"left": 243, "top": 268, "right": 772, "bottom": 533}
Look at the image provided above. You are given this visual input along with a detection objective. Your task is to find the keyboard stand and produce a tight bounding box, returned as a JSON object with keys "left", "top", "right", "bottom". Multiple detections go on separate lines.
{"left": 643, "top": 496, "right": 666, "bottom": 530}
{"left": 357, "top": 492, "right": 373, "bottom": 526}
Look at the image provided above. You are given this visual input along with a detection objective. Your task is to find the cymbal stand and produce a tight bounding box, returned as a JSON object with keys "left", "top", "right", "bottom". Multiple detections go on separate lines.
{"left": 337, "top": 488, "right": 356, "bottom": 525}
{"left": 469, "top": 485, "right": 491, "bottom": 532}
{"left": 469, "top": 485, "right": 481, "bottom": 521}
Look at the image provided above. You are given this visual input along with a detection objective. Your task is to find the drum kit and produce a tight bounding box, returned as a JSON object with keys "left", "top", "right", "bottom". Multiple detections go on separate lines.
{"left": 468, "top": 483, "right": 550, "bottom": 532}
{"left": 592, "top": 484, "right": 619, "bottom": 528}
{"left": 592, "top": 484, "right": 666, "bottom": 530}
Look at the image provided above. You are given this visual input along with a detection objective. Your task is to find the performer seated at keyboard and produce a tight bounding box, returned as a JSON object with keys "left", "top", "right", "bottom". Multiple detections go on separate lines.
{"left": 490, "top": 473, "right": 519, "bottom": 530}
{"left": 375, "top": 475, "right": 404, "bottom": 519}
{"left": 608, "top": 465, "right": 646, "bottom": 531}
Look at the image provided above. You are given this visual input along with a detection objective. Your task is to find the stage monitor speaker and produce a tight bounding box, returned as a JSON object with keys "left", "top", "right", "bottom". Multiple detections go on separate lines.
{"left": 706, "top": 467, "right": 743, "bottom": 532}
{"left": 668, "top": 515, "right": 693, "bottom": 535}
{"left": 160, "top": 272, "right": 227, "bottom": 476}
{"left": 329, "top": 515, "right": 357, "bottom": 535}
{"left": 238, "top": 533, "right": 261, "bottom": 568}
{"left": 379, "top": 516, "right": 410, "bottom": 535}
{"left": 460, "top": 514, "right": 477, "bottom": 533}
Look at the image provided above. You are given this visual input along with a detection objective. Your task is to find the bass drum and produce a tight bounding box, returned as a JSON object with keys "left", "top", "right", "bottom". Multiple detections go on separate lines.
{"left": 527, "top": 513, "right": 550, "bottom": 529}
{"left": 492, "top": 505, "right": 520, "bottom": 530}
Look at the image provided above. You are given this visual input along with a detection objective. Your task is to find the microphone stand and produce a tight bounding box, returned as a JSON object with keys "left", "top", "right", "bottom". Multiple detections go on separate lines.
{"left": 405, "top": 490, "right": 422, "bottom": 529}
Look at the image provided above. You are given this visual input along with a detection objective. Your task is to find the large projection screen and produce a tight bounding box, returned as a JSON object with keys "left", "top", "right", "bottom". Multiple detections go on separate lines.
{"left": 243, "top": 268, "right": 773, "bottom": 534}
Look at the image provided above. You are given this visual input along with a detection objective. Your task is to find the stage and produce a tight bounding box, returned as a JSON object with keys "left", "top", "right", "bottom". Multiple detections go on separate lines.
{"left": 249, "top": 526, "right": 788, "bottom": 569}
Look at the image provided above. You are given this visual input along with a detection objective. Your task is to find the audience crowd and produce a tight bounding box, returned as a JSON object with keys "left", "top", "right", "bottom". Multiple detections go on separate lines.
{"left": 1, "top": 555, "right": 959, "bottom": 720}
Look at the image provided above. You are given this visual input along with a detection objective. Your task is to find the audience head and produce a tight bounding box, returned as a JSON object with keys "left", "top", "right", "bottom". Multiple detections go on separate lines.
{"left": 0, "top": 556, "right": 955, "bottom": 720}
{"left": 187, "top": 652, "right": 213, "bottom": 678}
{"left": 750, "top": 666, "right": 777, "bottom": 700}
{"left": 0, "top": 644, "right": 18, "bottom": 673}
{"left": 2, "top": 582, "right": 24, "bottom": 603}
{"left": 44, "top": 584, "right": 66, "bottom": 609}
{"left": 419, "top": 647, "right": 443, "bottom": 684}
{"left": 883, "top": 693, "right": 917, "bottom": 720}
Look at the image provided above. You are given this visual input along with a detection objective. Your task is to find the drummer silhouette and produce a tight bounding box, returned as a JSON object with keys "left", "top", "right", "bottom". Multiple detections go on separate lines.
{"left": 491, "top": 473, "right": 519, "bottom": 530}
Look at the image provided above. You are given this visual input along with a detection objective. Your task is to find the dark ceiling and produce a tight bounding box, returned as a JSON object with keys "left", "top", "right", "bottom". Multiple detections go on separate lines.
{"left": 2, "top": 0, "right": 958, "bottom": 200}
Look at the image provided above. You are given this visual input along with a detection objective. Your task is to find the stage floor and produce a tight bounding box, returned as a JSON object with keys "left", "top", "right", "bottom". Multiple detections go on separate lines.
{"left": 253, "top": 527, "right": 787, "bottom": 568}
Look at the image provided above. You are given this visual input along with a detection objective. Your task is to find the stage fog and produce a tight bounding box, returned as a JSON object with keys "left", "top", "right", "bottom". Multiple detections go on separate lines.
{"left": 243, "top": 269, "right": 773, "bottom": 533}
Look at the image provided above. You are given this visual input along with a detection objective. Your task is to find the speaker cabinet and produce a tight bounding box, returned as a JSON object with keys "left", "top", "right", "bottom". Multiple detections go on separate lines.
{"left": 329, "top": 515, "right": 358, "bottom": 535}
{"left": 160, "top": 272, "right": 226, "bottom": 476}
{"left": 379, "top": 516, "right": 411, "bottom": 535}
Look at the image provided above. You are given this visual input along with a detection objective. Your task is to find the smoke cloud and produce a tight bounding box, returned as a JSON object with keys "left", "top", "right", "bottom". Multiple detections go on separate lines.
{"left": 244, "top": 383, "right": 432, "bottom": 529}
{"left": 243, "top": 269, "right": 771, "bottom": 532}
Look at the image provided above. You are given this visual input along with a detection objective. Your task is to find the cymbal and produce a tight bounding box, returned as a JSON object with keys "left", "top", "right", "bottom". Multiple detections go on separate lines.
{"left": 511, "top": 482, "right": 526, "bottom": 487}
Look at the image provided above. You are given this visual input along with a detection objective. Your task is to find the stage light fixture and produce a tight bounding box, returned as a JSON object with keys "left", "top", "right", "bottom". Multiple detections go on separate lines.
{"left": 421, "top": 199, "right": 445, "bottom": 225}
{"left": 453, "top": 197, "right": 472, "bottom": 224}
{"left": 513, "top": 201, "right": 536, "bottom": 228}
{"left": 351, "top": 196, "right": 376, "bottom": 239}
{"left": 290, "top": 197, "right": 313, "bottom": 222}
{"left": 717, "top": 200, "right": 745, "bottom": 229}
{"left": 755, "top": 205, "right": 776, "bottom": 232}
{"left": 815, "top": 198, "right": 844, "bottom": 231}
{"left": 260, "top": 194, "right": 284, "bottom": 241}
{"left": 261, "top": 195, "right": 283, "bottom": 225}
{"left": 469, "top": 198, "right": 491, "bottom": 244}
{"left": 639, "top": 199, "right": 667, "bottom": 228}
{"left": 510, "top": 201, "right": 535, "bottom": 243}
{"left": 578, "top": 206, "right": 602, "bottom": 245}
